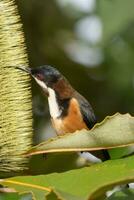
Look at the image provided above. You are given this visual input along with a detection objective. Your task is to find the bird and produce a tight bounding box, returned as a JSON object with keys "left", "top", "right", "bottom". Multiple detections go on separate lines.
{"left": 17, "top": 65, "right": 109, "bottom": 161}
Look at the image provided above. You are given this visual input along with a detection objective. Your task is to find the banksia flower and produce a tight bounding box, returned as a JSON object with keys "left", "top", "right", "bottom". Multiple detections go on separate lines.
{"left": 0, "top": 0, "right": 32, "bottom": 175}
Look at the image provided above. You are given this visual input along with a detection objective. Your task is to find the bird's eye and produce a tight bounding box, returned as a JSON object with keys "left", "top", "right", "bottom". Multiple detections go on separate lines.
{"left": 36, "top": 73, "right": 44, "bottom": 81}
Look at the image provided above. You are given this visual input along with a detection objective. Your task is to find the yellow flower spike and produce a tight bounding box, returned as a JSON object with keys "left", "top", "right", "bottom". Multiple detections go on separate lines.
{"left": 0, "top": 0, "right": 33, "bottom": 173}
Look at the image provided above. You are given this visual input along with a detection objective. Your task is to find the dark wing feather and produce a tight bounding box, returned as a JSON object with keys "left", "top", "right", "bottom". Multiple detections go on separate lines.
{"left": 74, "top": 92, "right": 97, "bottom": 129}
{"left": 74, "top": 92, "right": 110, "bottom": 161}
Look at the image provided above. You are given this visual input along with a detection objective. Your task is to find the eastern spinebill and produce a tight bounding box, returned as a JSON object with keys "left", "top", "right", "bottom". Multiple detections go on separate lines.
{"left": 17, "top": 65, "right": 109, "bottom": 160}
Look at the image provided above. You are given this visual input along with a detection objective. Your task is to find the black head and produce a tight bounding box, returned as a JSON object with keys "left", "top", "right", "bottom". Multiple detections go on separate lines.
{"left": 17, "top": 65, "right": 62, "bottom": 88}
{"left": 30, "top": 65, "right": 61, "bottom": 88}
{"left": 17, "top": 65, "right": 74, "bottom": 98}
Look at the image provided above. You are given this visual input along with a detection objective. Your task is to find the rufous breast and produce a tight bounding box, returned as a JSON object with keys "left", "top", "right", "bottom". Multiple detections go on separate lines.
{"left": 51, "top": 98, "right": 88, "bottom": 135}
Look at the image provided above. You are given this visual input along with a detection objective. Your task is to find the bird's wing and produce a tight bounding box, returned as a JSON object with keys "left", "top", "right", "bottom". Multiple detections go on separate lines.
{"left": 75, "top": 92, "right": 97, "bottom": 129}
{"left": 75, "top": 93, "right": 110, "bottom": 160}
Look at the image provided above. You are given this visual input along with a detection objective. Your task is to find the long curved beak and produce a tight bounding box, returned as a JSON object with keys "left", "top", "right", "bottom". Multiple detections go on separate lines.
{"left": 16, "top": 66, "right": 32, "bottom": 74}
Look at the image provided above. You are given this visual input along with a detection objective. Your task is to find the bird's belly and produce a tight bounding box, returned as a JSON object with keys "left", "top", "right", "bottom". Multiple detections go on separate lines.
{"left": 51, "top": 117, "right": 88, "bottom": 135}
{"left": 51, "top": 98, "right": 88, "bottom": 135}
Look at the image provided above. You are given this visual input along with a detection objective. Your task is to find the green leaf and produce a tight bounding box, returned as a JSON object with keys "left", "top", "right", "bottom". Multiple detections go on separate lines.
{"left": 20, "top": 192, "right": 33, "bottom": 200}
{"left": 27, "top": 113, "right": 134, "bottom": 155}
{"left": 109, "top": 146, "right": 134, "bottom": 159}
{"left": 46, "top": 189, "right": 85, "bottom": 200}
{"left": 1, "top": 155, "right": 134, "bottom": 200}
{"left": 0, "top": 193, "right": 19, "bottom": 200}
{"left": 0, "top": 192, "right": 33, "bottom": 200}
{"left": 98, "top": 0, "right": 134, "bottom": 42}
{"left": 106, "top": 188, "right": 134, "bottom": 200}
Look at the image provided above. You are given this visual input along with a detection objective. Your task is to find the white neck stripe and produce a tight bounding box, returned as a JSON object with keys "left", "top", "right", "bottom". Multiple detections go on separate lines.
{"left": 34, "top": 77, "right": 61, "bottom": 118}
{"left": 34, "top": 77, "right": 47, "bottom": 90}
{"left": 48, "top": 88, "right": 61, "bottom": 118}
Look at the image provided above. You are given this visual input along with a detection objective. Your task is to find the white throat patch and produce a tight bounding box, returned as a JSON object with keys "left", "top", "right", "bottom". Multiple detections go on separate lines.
{"left": 34, "top": 77, "right": 47, "bottom": 90}
{"left": 34, "top": 77, "right": 61, "bottom": 119}
{"left": 48, "top": 88, "right": 61, "bottom": 118}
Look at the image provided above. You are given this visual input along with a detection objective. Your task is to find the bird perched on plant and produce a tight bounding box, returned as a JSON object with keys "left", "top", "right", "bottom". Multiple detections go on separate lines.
{"left": 17, "top": 65, "right": 109, "bottom": 160}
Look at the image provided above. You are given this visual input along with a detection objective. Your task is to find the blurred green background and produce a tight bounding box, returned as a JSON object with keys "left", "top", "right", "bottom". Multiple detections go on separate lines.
{"left": 16, "top": 0, "right": 134, "bottom": 143}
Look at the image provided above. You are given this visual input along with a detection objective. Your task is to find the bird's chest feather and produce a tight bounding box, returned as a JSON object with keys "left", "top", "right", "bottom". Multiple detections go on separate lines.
{"left": 51, "top": 98, "right": 88, "bottom": 135}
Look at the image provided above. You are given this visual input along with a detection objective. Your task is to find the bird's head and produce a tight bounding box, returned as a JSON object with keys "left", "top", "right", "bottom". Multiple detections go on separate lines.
{"left": 17, "top": 65, "right": 74, "bottom": 99}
